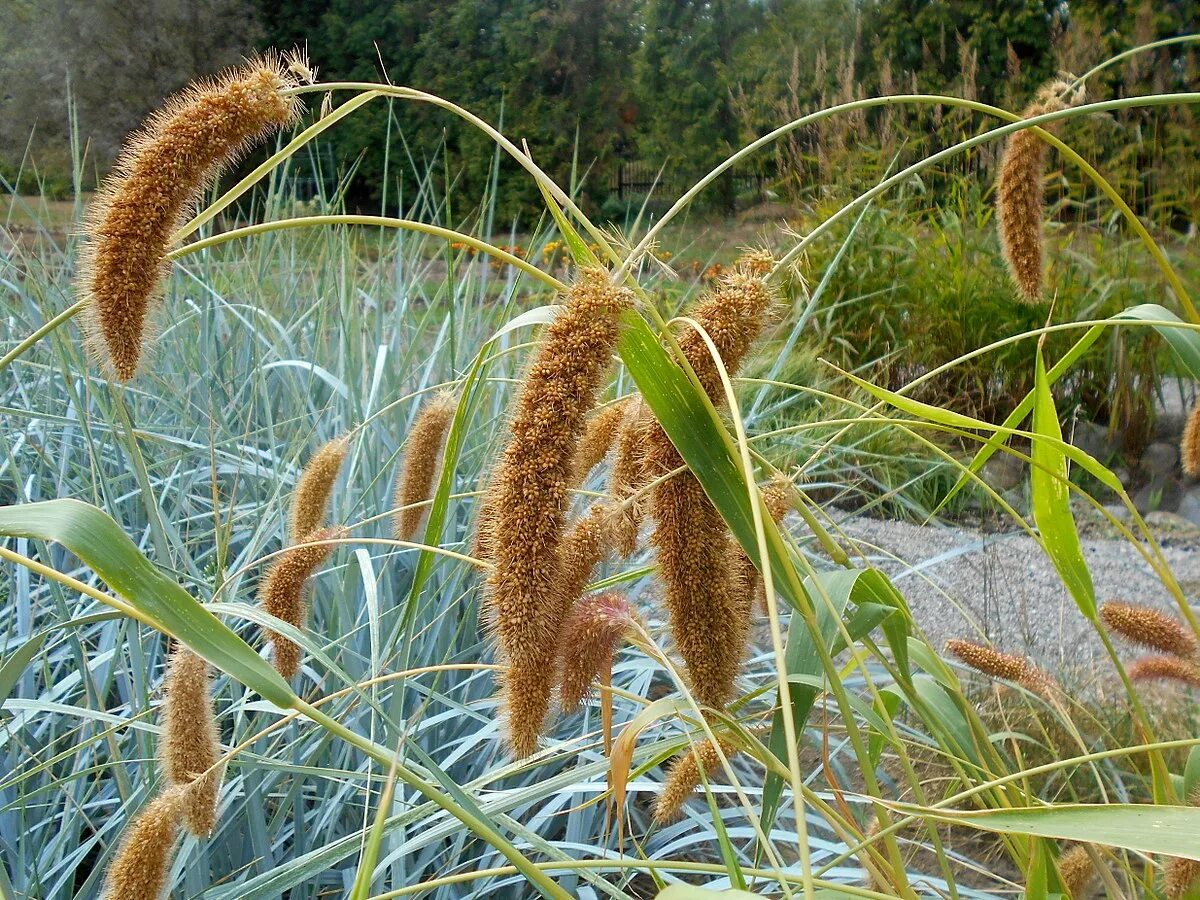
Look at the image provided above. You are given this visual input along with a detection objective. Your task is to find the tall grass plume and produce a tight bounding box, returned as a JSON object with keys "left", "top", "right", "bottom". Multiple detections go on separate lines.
{"left": 290, "top": 435, "right": 348, "bottom": 542}
{"left": 1099, "top": 601, "right": 1197, "bottom": 659}
{"left": 160, "top": 646, "right": 221, "bottom": 836}
{"left": 394, "top": 393, "right": 456, "bottom": 541}
{"left": 260, "top": 526, "right": 344, "bottom": 678}
{"left": 102, "top": 788, "right": 185, "bottom": 900}
{"left": 610, "top": 397, "right": 651, "bottom": 558}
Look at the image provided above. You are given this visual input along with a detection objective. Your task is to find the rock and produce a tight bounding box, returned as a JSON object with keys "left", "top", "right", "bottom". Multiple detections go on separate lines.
{"left": 1141, "top": 441, "right": 1179, "bottom": 475}
{"left": 1132, "top": 474, "right": 1184, "bottom": 514}
{"left": 1179, "top": 488, "right": 1200, "bottom": 526}
{"left": 1102, "top": 503, "right": 1132, "bottom": 522}
{"left": 981, "top": 454, "right": 1024, "bottom": 492}
{"left": 1070, "top": 420, "right": 1115, "bottom": 463}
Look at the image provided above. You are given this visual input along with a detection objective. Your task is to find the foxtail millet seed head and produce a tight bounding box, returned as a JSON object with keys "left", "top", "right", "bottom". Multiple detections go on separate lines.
{"left": 995, "top": 78, "right": 1082, "bottom": 304}
{"left": 558, "top": 591, "right": 636, "bottom": 711}
{"left": 1166, "top": 856, "right": 1200, "bottom": 899}
{"left": 732, "top": 474, "right": 798, "bottom": 617}
{"left": 945, "top": 639, "right": 1031, "bottom": 682}
{"left": 1182, "top": 399, "right": 1200, "bottom": 479}
{"left": 487, "top": 267, "right": 633, "bottom": 757}
{"left": 78, "top": 58, "right": 302, "bottom": 381}
{"left": 558, "top": 503, "right": 612, "bottom": 617}
{"left": 1099, "top": 601, "right": 1197, "bottom": 658}
{"left": 102, "top": 787, "right": 186, "bottom": 900}
{"left": 573, "top": 399, "right": 629, "bottom": 484}
{"left": 259, "top": 526, "right": 344, "bottom": 679}
{"left": 159, "top": 647, "right": 221, "bottom": 836}
{"left": 610, "top": 397, "right": 651, "bottom": 559}
{"left": 394, "top": 393, "right": 456, "bottom": 542}
{"left": 1058, "top": 845, "right": 1096, "bottom": 898}
{"left": 290, "top": 435, "right": 348, "bottom": 543}
{"left": 1127, "top": 654, "right": 1200, "bottom": 687}
{"left": 652, "top": 735, "right": 740, "bottom": 823}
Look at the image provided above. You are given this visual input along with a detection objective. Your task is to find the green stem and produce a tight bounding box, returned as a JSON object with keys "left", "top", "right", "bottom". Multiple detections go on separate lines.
{"left": 0, "top": 300, "right": 85, "bottom": 375}
{"left": 1068, "top": 35, "right": 1200, "bottom": 94}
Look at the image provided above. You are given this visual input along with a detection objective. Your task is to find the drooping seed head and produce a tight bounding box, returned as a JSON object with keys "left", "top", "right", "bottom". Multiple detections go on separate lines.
{"left": 78, "top": 57, "right": 302, "bottom": 380}
{"left": 102, "top": 787, "right": 185, "bottom": 900}
{"left": 573, "top": 398, "right": 629, "bottom": 484}
{"left": 394, "top": 393, "right": 456, "bottom": 541}
{"left": 1100, "top": 601, "right": 1197, "bottom": 659}
{"left": 653, "top": 735, "right": 739, "bottom": 823}
{"left": 159, "top": 647, "right": 221, "bottom": 836}
{"left": 259, "top": 526, "right": 344, "bottom": 678}
{"left": 610, "top": 397, "right": 652, "bottom": 558}
{"left": 1058, "top": 844, "right": 1096, "bottom": 898}
{"left": 1166, "top": 856, "right": 1200, "bottom": 899}
{"left": 558, "top": 591, "right": 636, "bottom": 711}
{"left": 487, "top": 268, "right": 632, "bottom": 756}
{"left": 995, "top": 78, "right": 1082, "bottom": 304}
{"left": 1182, "top": 400, "right": 1200, "bottom": 479}
{"left": 732, "top": 474, "right": 798, "bottom": 617}
{"left": 558, "top": 503, "right": 612, "bottom": 616}
{"left": 945, "top": 639, "right": 1031, "bottom": 682}
{"left": 290, "top": 435, "right": 348, "bottom": 543}
{"left": 1127, "top": 654, "right": 1200, "bottom": 688}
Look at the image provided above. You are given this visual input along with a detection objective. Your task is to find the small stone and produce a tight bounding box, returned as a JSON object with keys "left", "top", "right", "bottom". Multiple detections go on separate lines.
{"left": 1069, "top": 420, "right": 1114, "bottom": 462}
{"left": 981, "top": 454, "right": 1024, "bottom": 492}
{"left": 1179, "top": 488, "right": 1200, "bottom": 526}
{"left": 1132, "top": 474, "right": 1184, "bottom": 515}
{"left": 1141, "top": 441, "right": 1179, "bottom": 476}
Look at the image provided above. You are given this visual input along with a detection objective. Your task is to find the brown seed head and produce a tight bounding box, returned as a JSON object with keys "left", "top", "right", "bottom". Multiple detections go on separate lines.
{"left": 1057, "top": 844, "right": 1096, "bottom": 897}
{"left": 610, "top": 397, "right": 652, "bottom": 558}
{"left": 1166, "top": 856, "right": 1200, "bottom": 899}
{"left": 646, "top": 267, "right": 775, "bottom": 712}
{"left": 1100, "top": 601, "right": 1197, "bottom": 658}
{"left": 488, "top": 268, "right": 632, "bottom": 756}
{"left": 732, "top": 475, "right": 798, "bottom": 617}
{"left": 290, "top": 435, "right": 348, "bottom": 543}
{"left": 159, "top": 647, "right": 221, "bottom": 836}
{"left": 996, "top": 79, "right": 1081, "bottom": 304}
{"left": 653, "top": 736, "right": 739, "bottom": 823}
{"left": 1127, "top": 654, "right": 1200, "bottom": 687}
{"left": 945, "top": 639, "right": 1031, "bottom": 682}
{"left": 1182, "top": 399, "right": 1200, "bottom": 479}
{"left": 394, "top": 393, "right": 456, "bottom": 541}
{"left": 78, "top": 58, "right": 302, "bottom": 380}
{"left": 102, "top": 787, "right": 185, "bottom": 900}
{"left": 558, "top": 503, "right": 612, "bottom": 615}
{"left": 573, "top": 399, "right": 629, "bottom": 484}
{"left": 559, "top": 591, "right": 636, "bottom": 710}
{"left": 259, "top": 526, "right": 343, "bottom": 678}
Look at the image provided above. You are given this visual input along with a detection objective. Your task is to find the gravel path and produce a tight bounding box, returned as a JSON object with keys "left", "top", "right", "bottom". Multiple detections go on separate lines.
{"left": 834, "top": 509, "right": 1200, "bottom": 672}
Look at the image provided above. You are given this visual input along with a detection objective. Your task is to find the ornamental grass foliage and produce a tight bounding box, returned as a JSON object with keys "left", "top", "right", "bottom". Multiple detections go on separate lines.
{"left": 4, "top": 39, "right": 1200, "bottom": 900}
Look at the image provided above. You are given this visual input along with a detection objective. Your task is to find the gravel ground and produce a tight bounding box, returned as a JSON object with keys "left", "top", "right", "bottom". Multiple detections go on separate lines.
{"left": 833, "top": 508, "right": 1200, "bottom": 672}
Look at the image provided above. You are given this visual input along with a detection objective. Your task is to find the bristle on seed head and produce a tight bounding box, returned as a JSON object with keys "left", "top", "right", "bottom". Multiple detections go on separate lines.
{"left": 160, "top": 647, "right": 222, "bottom": 836}
{"left": 290, "top": 435, "right": 348, "bottom": 543}
{"left": 102, "top": 787, "right": 186, "bottom": 900}
{"left": 573, "top": 399, "right": 629, "bottom": 484}
{"left": 487, "top": 267, "right": 632, "bottom": 757}
{"left": 260, "top": 526, "right": 344, "bottom": 679}
{"left": 78, "top": 58, "right": 302, "bottom": 380}
{"left": 394, "top": 393, "right": 456, "bottom": 541}
{"left": 1099, "top": 601, "right": 1197, "bottom": 659}
{"left": 1182, "top": 400, "right": 1200, "bottom": 479}
{"left": 558, "top": 591, "right": 636, "bottom": 711}
{"left": 1127, "top": 654, "right": 1200, "bottom": 687}
{"left": 1058, "top": 844, "right": 1096, "bottom": 898}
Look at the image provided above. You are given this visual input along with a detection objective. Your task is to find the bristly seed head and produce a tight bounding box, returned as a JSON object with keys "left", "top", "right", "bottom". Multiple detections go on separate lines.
{"left": 1127, "top": 654, "right": 1200, "bottom": 688}
{"left": 558, "top": 591, "right": 636, "bottom": 711}
{"left": 1182, "top": 399, "right": 1200, "bottom": 479}
{"left": 609, "top": 397, "right": 651, "bottom": 559}
{"left": 573, "top": 398, "right": 629, "bottom": 484}
{"left": 290, "top": 435, "right": 348, "bottom": 543}
{"left": 487, "top": 267, "right": 632, "bottom": 757}
{"left": 732, "top": 474, "right": 797, "bottom": 617}
{"left": 160, "top": 646, "right": 222, "bottom": 837}
{"left": 1058, "top": 844, "right": 1096, "bottom": 898}
{"left": 1100, "top": 601, "right": 1197, "bottom": 659}
{"left": 394, "top": 393, "right": 456, "bottom": 542}
{"left": 259, "top": 526, "right": 344, "bottom": 679}
{"left": 945, "top": 638, "right": 1031, "bottom": 682}
{"left": 101, "top": 787, "right": 186, "bottom": 900}
{"left": 995, "top": 78, "right": 1082, "bottom": 304}
{"left": 1166, "top": 856, "right": 1200, "bottom": 899}
{"left": 78, "top": 57, "right": 302, "bottom": 381}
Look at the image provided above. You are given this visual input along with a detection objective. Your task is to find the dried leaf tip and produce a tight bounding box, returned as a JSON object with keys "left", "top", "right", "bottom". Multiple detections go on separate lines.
{"left": 102, "top": 788, "right": 185, "bottom": 900}
{"left": 78, "top": 57, "right": 302, "bottom": 380}
{"left": 558, "top": 591, "right": 636, "bottom": 711}
{"left": 394, "top": 393, "right": 456, "bottom": 541}
{"left": 996, "top": 77, "right": 1083, "bottom": 304}
{"left": 160, "top": 647, "right": 221, "bottom": 836}
{"left": 1182, "top": 399, "right": 1200, "bottom": 478}
{"left": 1099, "top": 601, "right": 1197, "bottom": 659}
{"left": 260, "top": 526, "right": 344, "bottom": 679}
{"left": 489, "top": 267, "right": 633, "bottom": 757}
{"left": 291, "top": 435, "right": 348, "bottom": 543}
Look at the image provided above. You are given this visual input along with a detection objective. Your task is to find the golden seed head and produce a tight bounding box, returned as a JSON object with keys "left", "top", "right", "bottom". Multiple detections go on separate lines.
{"left": 609, "top": 397, "right": 652, "bottom": 559}
{"left": 78, "top": 58, "right": 302, "bottom": 381}
{"left": 735, "top": 249, "right": 774, "bottom": 277}
{"left": 290, "top": 435, "right": 348, "bottom": 543}
{"left": 1100, "top": 601, "right": 1197, "bottom": 658}
{"left": 102, "top": 787, "right": 185, "bottom": 900}
{"left": 652, "top": 736, "right": 738, "bottom": 823}
{"left": 259, "top": 526, "right": 344, "bottom": 679}
{"left": 1058, "top": 844, "right": 1096, "bottom": 898}
{"left": 558, "top": 591, "right": 635, "bottom": 711}
{"left": 995, "top": 78, "right": 1081, "bottom": 305}
{"left": 558, "top": 503, "right": 612, "bottom": 615}
{"left": 487, "top": 267, "right": 632, "bottom": 756}
{"left": 945, "top": 639, "right": 1031, "bottom": 682}
{"left": 1182, "top": 400, "right": 1200, "bottom": 479}
{"left": 394, "top": 393, "right": 456, "bottom": 541}
{"left": 1127, "top": 654, "right": 1200, "bottom": 688}
{"left": 1166, "top": 856, "right": 1200, "bottom": 899}
{"left": 573, "top": 398, "right": 629, "bottom": 484}
{"left": 159, "top": 647, "right": 221, "bottom": 836}
{"left": 732, "top": 475, "right": 798, "bottom": 617}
